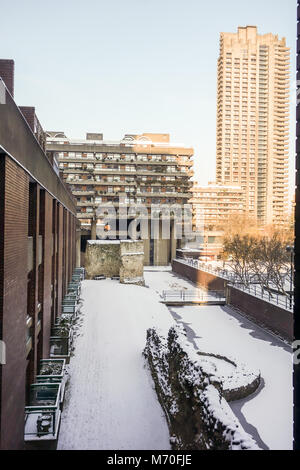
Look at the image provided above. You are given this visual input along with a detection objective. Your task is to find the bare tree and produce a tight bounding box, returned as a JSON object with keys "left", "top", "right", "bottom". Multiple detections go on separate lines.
{"left": 224, "top": 233, "right": 292, "bottom": 297}
{"left": 223, "top": 234, "right": 257, "bottom": 287}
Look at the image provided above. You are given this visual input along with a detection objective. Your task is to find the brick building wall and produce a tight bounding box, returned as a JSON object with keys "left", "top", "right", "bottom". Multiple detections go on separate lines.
{"left": 0, "top": 155, "right": 77, "bottom": 449}
{"left": 0, "top": 63, "right": 78, "bottom": 449}
{"left": 227, "top": 285, "right": 293, "bottom": 342}
{"left": 0, "top": 60, "right": 14, "bottom": 97}
{"left": 0, "top": 156, "right": 28, "bottom": 450}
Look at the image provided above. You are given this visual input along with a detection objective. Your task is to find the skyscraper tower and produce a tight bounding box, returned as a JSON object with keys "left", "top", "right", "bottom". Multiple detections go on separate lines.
{"left": 216, "top": 26, "right": 290, "bottom": 225}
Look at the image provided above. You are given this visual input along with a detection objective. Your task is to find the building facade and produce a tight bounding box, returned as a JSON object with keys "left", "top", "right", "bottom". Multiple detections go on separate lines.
{"left": 216, "top": 26, "right": 290, "bottom": 226}
{"left": 46, "top": 132, "right": 194, "bottom": 265}
{"left": 191, "top": 183, "right": 245, "bottom": 230}
{"left": 189, "top": 183, "right": 245, "bottom": 258}
{"left": 0, "top": 60, "right": 78, "bottom": 449}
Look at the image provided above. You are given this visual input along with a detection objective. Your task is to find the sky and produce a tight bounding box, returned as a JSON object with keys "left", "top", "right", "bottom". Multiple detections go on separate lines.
{"left": 0, "top": 0, "right": 297, "bottom": 196}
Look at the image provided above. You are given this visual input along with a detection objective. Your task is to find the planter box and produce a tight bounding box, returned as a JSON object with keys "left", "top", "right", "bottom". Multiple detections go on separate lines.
{"left": 36, "top": 359, "right": 66, "bottom": 384}
{"left": 25, "top": 383, "right": 64, "bottom": 443}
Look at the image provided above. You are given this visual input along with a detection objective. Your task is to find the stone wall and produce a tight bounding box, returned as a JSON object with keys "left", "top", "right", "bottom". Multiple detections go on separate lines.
{"left": 85, "top": 241, "right": 120, "bottom": 279}
{"left": 144, "top": 324, "right": 260, "bottom": 450}
{"left": 85, "top": 240, "right": 145, "bottom": 285}
{"left": 120, "top": 241, "right": 144, "bottom": 285}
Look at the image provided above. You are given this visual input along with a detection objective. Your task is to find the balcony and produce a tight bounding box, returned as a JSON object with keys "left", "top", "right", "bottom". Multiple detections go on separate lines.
{"left": 24, "top": 383, "right": 64, "bottom": 442}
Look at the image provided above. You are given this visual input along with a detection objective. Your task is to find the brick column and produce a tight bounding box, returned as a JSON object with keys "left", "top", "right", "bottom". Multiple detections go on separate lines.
{"left": 0, "top": 156, "right": 28, "bottom": 450}
{"left": 27, "top": 183, "right": 40, "bottom": 381}
{"left": 39, "top": 191, "right": 53, "bottom": 357}
{"left": 56, "top": 204, "right": 64, "bottom": 318}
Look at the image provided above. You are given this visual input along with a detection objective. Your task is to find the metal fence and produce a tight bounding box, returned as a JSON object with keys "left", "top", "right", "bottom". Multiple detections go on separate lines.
{"left": 179, "top": 257, "right": 238, "bottom": 282}
{"left": 161, "top": 290, "right": 225, "bottom": 303}
{"left": 232, "top": 283, "right": 293, "bottom": 312}
{"left": 175, "top": 257, "right": 294, "bottom": 311}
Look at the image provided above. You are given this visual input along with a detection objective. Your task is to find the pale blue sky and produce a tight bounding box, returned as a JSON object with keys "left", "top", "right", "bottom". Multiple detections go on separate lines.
{"left": 0, "top": 0, "right": 297, "bottom": 192}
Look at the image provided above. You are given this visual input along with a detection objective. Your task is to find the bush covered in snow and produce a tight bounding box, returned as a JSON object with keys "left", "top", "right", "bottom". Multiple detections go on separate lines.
{"left": 144, "top": 324, "right": 261, "bottom": 450}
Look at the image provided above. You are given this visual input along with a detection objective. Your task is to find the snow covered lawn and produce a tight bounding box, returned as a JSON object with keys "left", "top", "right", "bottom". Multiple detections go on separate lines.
{"left": 58, "top": 280, "right": 173, "bottom": 450}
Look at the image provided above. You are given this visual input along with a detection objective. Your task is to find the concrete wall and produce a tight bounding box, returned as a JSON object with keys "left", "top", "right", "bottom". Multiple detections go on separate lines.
{"left": 227, "top": 285, "right": 293, "bottom": 342}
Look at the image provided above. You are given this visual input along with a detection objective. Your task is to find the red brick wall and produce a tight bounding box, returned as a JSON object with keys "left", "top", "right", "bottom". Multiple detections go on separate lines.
{"left": 0, "top": 156, "right": 28, "bottom": 450}
{"left": 0, "top": 60, "right": 14, "bottom": 97}
{"left": 227, "top": 286, "right": 293, "bottom": 342}
{"left": 27, "top": 184, "right": 40, "bottom": 381}
{"left": 172, "top": 260, "right": 226, "bottom": 292}
{"left": 0, "top": 155, "right": 78, "bottom": 449}
{"left": 56, "top": 204, "right": 64, "bottom": 318}
{"left": 39, "top": 191, "right": 53, "bottom": 357}
{"left": 172, "top": 260, "right": 293, "bottom": 342}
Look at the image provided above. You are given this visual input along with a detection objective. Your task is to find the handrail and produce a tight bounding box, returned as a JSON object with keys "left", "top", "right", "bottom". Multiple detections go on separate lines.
{"left": 174, "top": 257, "right": 293, "bottom": 311}
{"left": 161, "top": 290, "right": 225, "bottom": 302}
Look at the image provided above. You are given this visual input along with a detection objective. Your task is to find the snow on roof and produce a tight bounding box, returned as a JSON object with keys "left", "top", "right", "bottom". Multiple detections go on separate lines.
{"left": 87, "top": 240, "right": 120, "bottom": 245}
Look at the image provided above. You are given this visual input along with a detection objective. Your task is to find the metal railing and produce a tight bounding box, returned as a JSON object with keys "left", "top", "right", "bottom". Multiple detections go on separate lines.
{"left": 178, "top": 257, "right": 238, "bottom": 282}
{"left": 232, "top": 283, "right": 293, "bottom": 312}
{"left": 175, "top": 257, "right": 294, "bottom": 311}
{"left": 162, "top": 290, "right": 225, "bottom": 303}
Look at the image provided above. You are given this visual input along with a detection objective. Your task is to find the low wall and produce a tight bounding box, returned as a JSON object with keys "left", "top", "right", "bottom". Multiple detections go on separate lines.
{"left": 172, "top": 259, "right": 226, "bottom": 292}
{"left": 227, "top": 286, "right": 293, "bottom": 342}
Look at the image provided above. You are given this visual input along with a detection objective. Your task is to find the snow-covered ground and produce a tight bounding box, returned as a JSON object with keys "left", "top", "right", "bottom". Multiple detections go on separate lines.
{"left": 58, "top": 280, "right": 174, "bottom": 450}
{"left": 58, "top": 267, "right": 293, "bottom": 451}
{"left": 144, "top": 267, "right": 293, "bottom": 450}
{"left": 144, "top": 266, "right": 203, "bottom": 292}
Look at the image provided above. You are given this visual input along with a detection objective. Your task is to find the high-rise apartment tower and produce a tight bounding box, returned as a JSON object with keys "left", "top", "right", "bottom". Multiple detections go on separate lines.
{"left": 216, "top": 26, "right": 290, "bottom": 225}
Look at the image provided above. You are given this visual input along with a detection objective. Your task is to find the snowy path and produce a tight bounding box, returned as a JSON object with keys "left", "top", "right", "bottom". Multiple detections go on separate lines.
{"left": 58, "top": 280, "right": 172, "bottom": 450}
